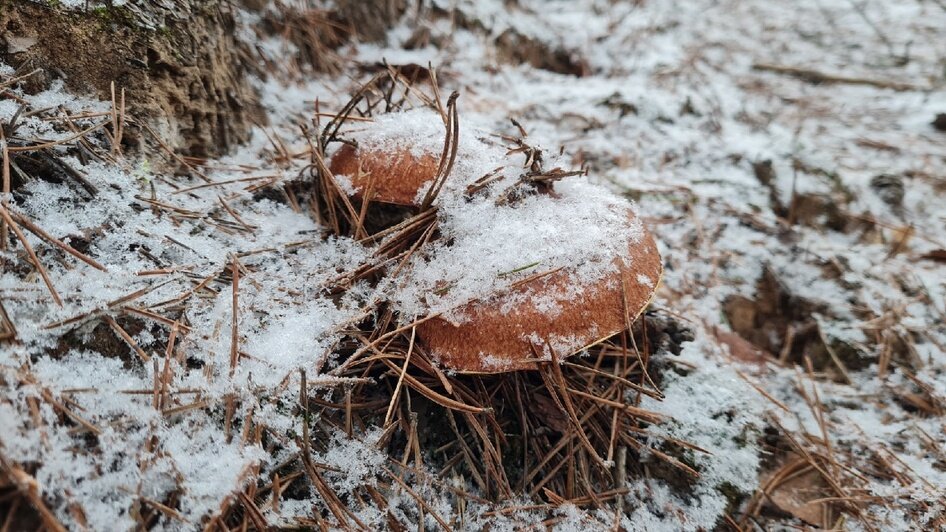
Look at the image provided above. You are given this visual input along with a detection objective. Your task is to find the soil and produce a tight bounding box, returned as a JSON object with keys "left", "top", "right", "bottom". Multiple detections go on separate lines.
{"left": 0, "top": 0, "right": 264, "bottom": 159}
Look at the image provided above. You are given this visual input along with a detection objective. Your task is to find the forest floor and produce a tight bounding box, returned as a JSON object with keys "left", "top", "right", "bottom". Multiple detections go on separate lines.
{"left": 1, "top": 0, "right": 945, "bottom": 530}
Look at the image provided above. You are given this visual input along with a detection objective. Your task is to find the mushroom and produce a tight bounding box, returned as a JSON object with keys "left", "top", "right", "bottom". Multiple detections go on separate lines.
{"left": 328, "top": 108, "right": 455, "bottom": 206}
{"left": 328, "top": 109, "right": 662, "bottom": 373}
{"left": 329, "top": 143, "right": 439, "bottom": 206}
{"left": 416, "top": 213, "right": 662, "bottom": 373}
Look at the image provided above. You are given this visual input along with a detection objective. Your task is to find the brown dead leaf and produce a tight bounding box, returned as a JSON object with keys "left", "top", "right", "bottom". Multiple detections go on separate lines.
{"left": 530, "top": 392, "right": 570, "bottom": 433}
{"left": 763, "top": 468, "right": 830, "bottom": 526}
{"left": 714, "top": 327, "right": 770, "bottom": 367}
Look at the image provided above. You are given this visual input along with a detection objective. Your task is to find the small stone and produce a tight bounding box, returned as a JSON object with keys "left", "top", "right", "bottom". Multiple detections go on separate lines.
{"left": 5, "top": 36, "right": 38, "bottom": 54}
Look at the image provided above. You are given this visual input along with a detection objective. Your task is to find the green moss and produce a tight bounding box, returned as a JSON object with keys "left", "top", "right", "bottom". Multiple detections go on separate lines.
{"left": 88, "top": 4, "right": 137, "bottom": 30}
{"left": 49, "top": 1, "right": 156, "bottom": 37}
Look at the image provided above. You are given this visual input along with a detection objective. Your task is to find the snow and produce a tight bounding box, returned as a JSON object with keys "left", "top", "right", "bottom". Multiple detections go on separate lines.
{"left": 316, "top": 428, "right": 386, "bottom": 496}
{"left": 2, "top": 0, "right": 946, "bottom": 528}
{"left": 0, "top": 62, "right": 376, "bottom": 529}
{"left": 389, "top": 178, "right": 644, "bottom": 323}
{"left": 335, "top": 107, "right": 450, "bottom": 161}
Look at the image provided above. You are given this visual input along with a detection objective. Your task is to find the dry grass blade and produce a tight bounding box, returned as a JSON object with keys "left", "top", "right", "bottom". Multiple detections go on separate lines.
{"left": 383, "top": 465, "right": 454, "bottom": 531}
{"left": 543, "top": 347, "right": 607, "bottom": 468}
{"left": 114, "top": 85, "right": 126, "bottom": 157}
{"left": 564, "top": 387, "right": 663, "bottom": 423}
{"left": 229, "top": 254, "right": 240, "bottom": 375}
{"left": 419, "top": 91, "right": 460, "bottom": 211}
{"left": 5, "top": 208, "right": 108, "bottom": 271}
{"left": 1, "top": 127, "right": 9, "bottom": 252}
{"left": 138, "top": 121, "right": 211, "bottom": 182}
{"left": 319, "top": 72, "right": 387, "bottom": 148}
{"left": 236, "top": 490, "right": 269, "bottom": 530}
{"left": 378, "top": 357, "right": 487, "bottom": 414}
{"left": 104, "top": 315, "right": 150, "bottom": 362}
{"left": 7, "top": 120, "right": 110, "bottom": 153}
{"left": 0, "top": 68, "right": 42, "bottom": 91}
{"left": 309, "top": 145, "right": 361, "bottom": 235}
{"left": 384, "top": 327, "right": 417, "bottom": 425}
{"left": 0, "top": 205, "right": 63, "bottom": 306}
{"left": 752, "top": 62, "right": 922, "bottom": 91}
{"left": 0, "top": 454, "right": 67, "bottom": 532}
{"left": 0, "top": 299, "right": 16, "bottom": 342}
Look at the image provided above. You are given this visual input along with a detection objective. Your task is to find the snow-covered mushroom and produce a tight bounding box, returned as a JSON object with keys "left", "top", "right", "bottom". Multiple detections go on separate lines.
{"left": 329, "top": 143, "right": 439, "bottom": 206}
{"left": 327, "top": 109, "right": 453, "bottom": 206}
{"left": 329, "top": 108, "right": 662, "bottom": 373}
{"left": 416, "top": 212, "right": 662, "bottom": 373}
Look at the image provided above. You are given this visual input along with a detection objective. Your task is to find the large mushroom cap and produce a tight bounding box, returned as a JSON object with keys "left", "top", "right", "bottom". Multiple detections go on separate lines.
{"left": 328, "top": 108, "right": 663, "bottom": 374}
{"left": 415, "top": 210, "right": 662, "bottom": 373}
{"left": 329, "top": 143, "right": 440, "bottom": 206}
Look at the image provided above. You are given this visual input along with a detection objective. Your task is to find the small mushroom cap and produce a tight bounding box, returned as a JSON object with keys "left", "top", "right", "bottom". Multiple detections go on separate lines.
{"left": 416, "top": 212, "right": 662, "bottom": 373}
{"left": 329, "top": 143, "right": 440, "bottom": 206}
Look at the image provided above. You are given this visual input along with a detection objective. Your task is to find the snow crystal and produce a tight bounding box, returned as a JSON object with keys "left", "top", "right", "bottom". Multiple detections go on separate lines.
{"left": 316, "top": 428, "right": 387, "bottom": 496}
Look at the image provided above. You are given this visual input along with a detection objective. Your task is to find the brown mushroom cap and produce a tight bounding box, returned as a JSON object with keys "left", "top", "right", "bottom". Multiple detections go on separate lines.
{"left": 416, "top": 212, "right": 662, "bottom": 374}
{"left": 329, "top": 143, "right": 440, "bottom": 206}
{"left": 329, "top": 115, "right": 662, "bottom": 374}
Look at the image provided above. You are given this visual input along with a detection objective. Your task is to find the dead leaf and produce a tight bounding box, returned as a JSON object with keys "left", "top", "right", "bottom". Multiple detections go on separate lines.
{"left": 763, "top": 468, "right": 829, "bottom": 527}
{"left": 714, "top": 327, "right": 770, "bottom": 367}
{"left": 530, "top": 392, "right": 570, "bottom": 433}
